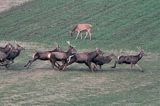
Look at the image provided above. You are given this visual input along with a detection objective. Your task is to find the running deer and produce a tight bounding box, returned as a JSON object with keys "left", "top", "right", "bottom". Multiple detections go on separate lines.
{"left": 111, "top": 50, "right": 145, "bottom": 72}
{"left": 49, "top": 41, "right": 77, "bottom": 70}
{"left": 24, "top": 44, "right": 63, "bottom": 68}
{"left": 70, "top": 23, "right": 92, "bottom": 40}
{"left": 62, "top": 48, "right": 103, "bottom": 72}
{"left": 6, "top": 44, "right": 25, "bottom": 65}
{"left": 92, "top": 53, "right": 116, "bottom": 70}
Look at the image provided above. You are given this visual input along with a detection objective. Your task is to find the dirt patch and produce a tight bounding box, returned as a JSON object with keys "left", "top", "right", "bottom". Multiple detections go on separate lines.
{"left": 0, "top": 0, "right": 32, "bottom": 12}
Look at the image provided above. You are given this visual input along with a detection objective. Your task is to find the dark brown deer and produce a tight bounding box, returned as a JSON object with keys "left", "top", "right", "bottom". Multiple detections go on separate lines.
{"left": 6, "top": 44, "right": 25, "bottom": 65}
{"left": 24, "top": 45, "right": 63, "bottom": 68}
{"left": 0, "top": 43, "right": 13, "bottom": 54}
{"left": 111, "top": 50, "right": 145, "bottom": 72}
{"left": 70, "top": 23, "right": 92, "bottom": 40}
{"left": 49, "top": 41, "right": 77, "bottom": 70}
{"left": 62, "top": 48, "right": 103, "bottom": 72}
{"left": 0, "top": 49, "right": 13, "bottom": 68}
{"left": 92, "top": 53, "right": 116, "bottom": 70}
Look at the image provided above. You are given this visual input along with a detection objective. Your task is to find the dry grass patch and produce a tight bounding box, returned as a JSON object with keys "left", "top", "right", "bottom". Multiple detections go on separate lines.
{"left": 0, "top": 0, "right": 32, "bottom": 12}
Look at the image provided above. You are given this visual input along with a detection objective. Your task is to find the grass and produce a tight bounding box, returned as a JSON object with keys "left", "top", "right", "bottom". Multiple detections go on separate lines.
{"left": 0, "top": 0, "right": 160, "bottom": 52}
{"left": 0, "top": 0, "right": 160, "bottom": 105}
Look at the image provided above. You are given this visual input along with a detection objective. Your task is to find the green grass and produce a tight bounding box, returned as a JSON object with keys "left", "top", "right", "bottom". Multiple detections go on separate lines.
{"left": 0, "top": 0, "right": 160, "bottom": 105}
{"left": 0, "top": 0, "right": 160, "bottom": 52}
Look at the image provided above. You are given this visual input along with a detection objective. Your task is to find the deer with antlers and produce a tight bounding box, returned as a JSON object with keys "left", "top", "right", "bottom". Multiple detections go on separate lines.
{"left": 112, "top": 47, "right": 145, "bottom": 72}
{"left": 61, "top": 48, "right": 103, "bottom": 72}
{"left": 49, "top": 41, "right": 77, "bottom": 70}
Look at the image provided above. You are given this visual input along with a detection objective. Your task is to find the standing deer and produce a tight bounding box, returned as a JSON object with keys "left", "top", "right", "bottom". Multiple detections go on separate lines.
{"left": 24, "top": 44, "right": 63, "bottom": 68}
{"left": 70, "top": 23, "right": 92, "bottom": 40}
{"left": 111, "top": 50, "right": 145, "bottom": 72}
{"left": 62, "top": 48, "right": 103, "bottom": 72}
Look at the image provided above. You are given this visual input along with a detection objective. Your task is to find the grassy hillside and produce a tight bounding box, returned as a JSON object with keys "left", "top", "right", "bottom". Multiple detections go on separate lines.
{"left": 0, "top": 0, "right": 160, "bottom": 52}
{"left": 0, "top": 0, "right": 160, "bottom": 106}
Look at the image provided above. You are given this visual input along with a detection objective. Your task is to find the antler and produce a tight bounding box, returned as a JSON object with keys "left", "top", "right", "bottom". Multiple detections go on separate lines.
{"left": 137, "top": 46, "right": 141, "bottom": 51}
{"left": 54, "top": 42, "right": 59, "bottom": 48}
{"left": 66, "top": 41, "right": 76, "bottom": 47}
{"left": 66, "top": 41, "right": 71, "bottom": 46}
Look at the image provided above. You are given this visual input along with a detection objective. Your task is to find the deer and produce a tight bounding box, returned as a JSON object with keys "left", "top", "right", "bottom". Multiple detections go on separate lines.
{"left": 0, "top": 49, "right": 13, "bottom": 68}
{"left": 49, "top": 41, "right": 77, "bottom": 70}
{"left": 92, "top": 53, "right": 116, "bottom": 70}
{"left": 0, "top": 43, "right": 13, "bottom": 54}
{"left": 24, "top": 44, "right": 63, "bottom": 68}
{"left": 70, "top": 23, "right": 92, "bottom": 40}
{"left": 61, "top": 48, "right": 103, "bottom": 72}
{"left": 5, "top": 44, "right": 25, "bottom": 67}
{"left": 111, "top": 49, "right": 145, "bottom": 72}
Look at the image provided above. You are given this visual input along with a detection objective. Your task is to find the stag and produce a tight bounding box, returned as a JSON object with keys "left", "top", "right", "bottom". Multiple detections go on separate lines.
{"left": 92, "top": 53, "right": 116, "bottom": 70}
{"left": 49, "top": 41, "right": 77, "bottom": 70}
{"left": 24, "top": 44, "right": 63, "bottom": 68}
{"left": 111, "top": 50, "right": 145, "bottom": 72}
{"left": 62, "top": 48, "right": 103, "bottom": 72}
{"left": 70, "top": 23, "right": 92, "bottom": 40}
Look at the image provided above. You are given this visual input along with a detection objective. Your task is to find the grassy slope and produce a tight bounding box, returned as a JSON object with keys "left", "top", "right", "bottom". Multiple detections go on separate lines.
{"left": 0, "top": 0, "right": 160, "bottom": 105}
{"left": 0, "top": 0, "right": 160, "bottom": 52}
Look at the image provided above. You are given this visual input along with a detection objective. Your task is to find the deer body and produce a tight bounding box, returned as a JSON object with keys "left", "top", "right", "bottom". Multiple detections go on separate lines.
{"left": 24, "top": 47, "right": 63, "bottom": 68}
{"left": 49, "top": 44, "right": 77, "bottom": 70}
{"left": 70, "top": 23, "right": 92, "bottom": 40}
{"left": 112, "top": 50, "right": 145, "bottom": 72}
{"left": 62, "top": 48, "right": 103, "bottom": 72}
{"left": 92, "top": 53, "right": 115, "bottom": 69}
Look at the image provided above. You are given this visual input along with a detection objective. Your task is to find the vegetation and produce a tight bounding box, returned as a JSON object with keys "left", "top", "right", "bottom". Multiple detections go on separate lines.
{"left": 0, "top": 0, "right": 160, "bottom": 105}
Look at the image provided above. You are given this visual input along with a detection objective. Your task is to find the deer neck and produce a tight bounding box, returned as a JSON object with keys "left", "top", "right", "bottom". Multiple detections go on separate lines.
{"left": 89, "top": 51, "right": 99, "bottom": 59}
{"left": 137, "top": 53, "right": 143, "bottom": 60}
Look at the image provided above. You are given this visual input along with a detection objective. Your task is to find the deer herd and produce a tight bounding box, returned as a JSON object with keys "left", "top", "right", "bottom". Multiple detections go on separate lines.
{"left": 0, "top": 23, "right": 145, "bottom": 72}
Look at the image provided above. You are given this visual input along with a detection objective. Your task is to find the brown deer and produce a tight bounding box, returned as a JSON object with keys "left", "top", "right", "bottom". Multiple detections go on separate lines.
{"left": 70, "top": 23, "right": 92, "bottom": 40}
{"left": 111, "top": 50, "right": 145, "bottom": 72}
{"left": 6, "top": 44, "right": 25, "bottom": 63}
{"left": 62, "top": 48, "right": 103, "bottom": 72}
{"left": 92, "top": 53, "right": 116, "bottom": 70}
{"left": 24, "top": 44, "right": 63, "bottom": 68}
{"left": 49, "top": 41, "right": 77, "bottom": 70}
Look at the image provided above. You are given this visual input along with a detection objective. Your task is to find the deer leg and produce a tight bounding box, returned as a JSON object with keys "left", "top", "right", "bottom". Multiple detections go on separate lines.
{"left": 135, "top": 64, "right": 143, "bottom": 72}
{"left": 92, "top": 63, "right": 98, "bottom": 71}
{"left": 3, "top": 60, "right": 10, "bottom": 69}
{"left": 85, "top": 62, "right": 93, "bottom": 72}
{"left": 84, "top": 32, "right": 88, "bottom": 39}
{"left": 63, "top": 57, "right": 76, "bottom": 71}
{"left": 76, "top": 32, "right": 80, "bottom": 39}
{"left": 89, "top": 32, "right": 92, "bottom": 40}
{"left": 51, "top": 60, "right": 60, "bottom": 70}
{"left": 80, "top": 33, "right": 83, "bottom": 39}
{"left": 99, "top": 65, "right": 102, "bottom": 69}
{"left": 130, "top": 63, "right": 133, "bottom": 70}
{"left": 111, "top": 61, "right": 117, "bottom": 68}
{"left": 24, "top": 57, "right": 38, "bottom": 68}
